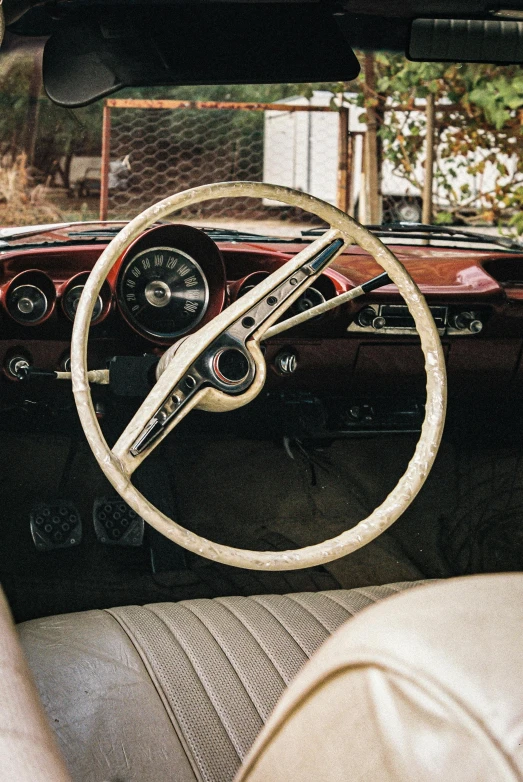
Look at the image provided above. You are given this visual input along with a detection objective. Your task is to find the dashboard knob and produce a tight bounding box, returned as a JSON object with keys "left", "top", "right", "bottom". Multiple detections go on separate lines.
{"left": 372, "top": 316, "right": 387, "bottom": 330}
{"left": 468, "top": 319, "right": 483, "bottom": 334}
{"left": 356, "top": 306, "right": 376, "bottom": 327}
{"left": 452, "top": 311, "right": 483, "bottom": 333}
{"left": 275, "top": 349, "right": 298, "bottom": 375}
{"left": 7, "top": 356, "right": 30, "bottom": 380}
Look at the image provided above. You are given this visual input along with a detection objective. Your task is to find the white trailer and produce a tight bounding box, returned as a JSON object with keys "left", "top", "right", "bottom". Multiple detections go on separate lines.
{"left": 263, "top": 91, "right": 364, "bottom": 207}
{"left": 263, "top": 91, "right": 519, "bottom": 223}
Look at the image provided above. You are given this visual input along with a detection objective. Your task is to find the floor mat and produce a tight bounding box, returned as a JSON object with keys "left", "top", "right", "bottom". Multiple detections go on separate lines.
{"left": 0, "top": 430, "right": 453, "bottom": 621}
{"left": 440, "top": 447, "right": 523, "bottom": 574}
{"left": 165, "top": 432, "right": 450, "bottom": 585}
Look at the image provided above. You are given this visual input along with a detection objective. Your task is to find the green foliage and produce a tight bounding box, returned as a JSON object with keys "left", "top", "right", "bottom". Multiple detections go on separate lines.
{"left": 434, "top": 211, "right": 454, "bottom": 224}
{"left": 351, "top": 54, "right": 523, "bottom": 231}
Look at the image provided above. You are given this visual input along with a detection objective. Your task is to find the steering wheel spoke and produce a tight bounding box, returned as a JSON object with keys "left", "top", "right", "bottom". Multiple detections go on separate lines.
{"left": 263, "top": 270, "right": 392, "bottom": 339}
{"left": 111, "top": 352, "right": 208, "bottom": 475}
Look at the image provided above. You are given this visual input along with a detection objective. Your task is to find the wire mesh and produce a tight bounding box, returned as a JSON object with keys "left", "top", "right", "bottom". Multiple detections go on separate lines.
{"left": 102, "top": 99, "right": 345, "bottom": 231}
{"left": 101, "top": 97, "right": 521, "bottom": 231}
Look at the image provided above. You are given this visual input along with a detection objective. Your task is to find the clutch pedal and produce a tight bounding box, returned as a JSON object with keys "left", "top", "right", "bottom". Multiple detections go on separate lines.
{"left": 93, "top": 497, "right": 144, "bottom": 546}
{"left": 30, "top": 501, "right": 82, "bottom": 550}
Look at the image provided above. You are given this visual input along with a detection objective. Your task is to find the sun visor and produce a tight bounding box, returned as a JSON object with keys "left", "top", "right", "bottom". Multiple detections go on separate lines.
{"left": 43, "top": 5, "right": 361, "bottom": 108}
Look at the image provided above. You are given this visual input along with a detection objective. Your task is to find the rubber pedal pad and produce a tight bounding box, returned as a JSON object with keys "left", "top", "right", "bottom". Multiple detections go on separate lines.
{"left": 30, "top": 501, "right": 82, "bottom": 551}
{"left": 93, "top": 497, "right": 144, "bottom": 546}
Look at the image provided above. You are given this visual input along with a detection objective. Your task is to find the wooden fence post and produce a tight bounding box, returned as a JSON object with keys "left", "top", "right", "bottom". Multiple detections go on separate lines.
{"left": 347, "top": 133, "right": 355, "bottom": 216}
{"left": 99, "top": 103, "right": 111, "bottom": 221}
{"left": 363, "top": 53, "right": 381, "bottom": 224}
{"left": 337, "top": 107, "right": 349, "bottom": 212}
{"left": 422, "top": 92, "right": 435, "bottom": 224}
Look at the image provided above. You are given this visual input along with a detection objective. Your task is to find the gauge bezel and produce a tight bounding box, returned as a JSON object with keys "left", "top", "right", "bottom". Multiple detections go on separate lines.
{"left": 61, "top": 272, "right": 112, "bottom": 325}
{"left": 118, "top": 245, "right": 210, "bottom": 340}
{"left": 64, "top": 285, "right": 103, "bottom": 323}
{"left": 114, "top": 224, "right": 226, "bottom": 344}
{"left": 3, "top": 270, "right": 56, "bottom": 326}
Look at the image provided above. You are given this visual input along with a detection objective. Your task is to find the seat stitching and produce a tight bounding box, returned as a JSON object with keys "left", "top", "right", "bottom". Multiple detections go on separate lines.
{"left": 148, "top": 603, "right": 263, "bottom": 754}
{"left": 385, "top": 581, "right": 431, "bottom": 593}
{"left": 273, "top": 593, "right": 332, "bottom": 634}
{"left": 104, "top": 607, "right": 204, "bottom": 782}
{"left": 180, "top": 601, "right": 278, "bottom": 724}
{"left": 351, "top": 586, "right": 394, "bottom": 603}
{"left": 250, "top": 595, "right": 324, "bottom": 657}
{"left": 141, "top": 605, "right": 244, "bottom": 766}
{"left": 385, "top": 583, "right": 408, "bottom": 594}
{"left": 354, "top": 583, "right": 427, "bottom": 601}
{"left": 216, "top": 598, "right": 308, "bottom": 672}
{"left": 192, "top": 600, "right": 288, "bottom": 688}
{"left": 312, "top": 591, "right": 354, "bottom": 618}
{"left": 285, "top": 594, "right": 343, "bottom": 633}
{"left": 321, "top": 590, "right": 375, "bottom": 615}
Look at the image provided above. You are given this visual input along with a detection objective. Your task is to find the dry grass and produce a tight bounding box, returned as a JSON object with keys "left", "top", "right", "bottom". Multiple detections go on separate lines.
{"left": 0, "top": 154, "right": 62, "bottom": 226}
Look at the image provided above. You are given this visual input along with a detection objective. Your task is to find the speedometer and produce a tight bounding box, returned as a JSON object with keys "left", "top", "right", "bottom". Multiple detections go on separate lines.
{"left": 118, "top": 246, "right": 209, "bottom": 339}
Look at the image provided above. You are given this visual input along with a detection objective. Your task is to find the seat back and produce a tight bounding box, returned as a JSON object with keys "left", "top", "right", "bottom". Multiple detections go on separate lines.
{"left": 237, "top": 574, "right": 523, "bottom": 782}
{"left": 0, "top": 589, "right": 71, "bottom": 781}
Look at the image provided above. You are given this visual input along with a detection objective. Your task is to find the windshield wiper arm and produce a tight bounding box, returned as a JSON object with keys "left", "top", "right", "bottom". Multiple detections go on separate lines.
{"left": 369, "top": 223, "right": 523, "bottom": 252}
{"left": 201, "top": 227, "right": 293, "bottom": 242}
{"left": 66, "top": 228, "right": 124, "bottom": 238}
{"left": 0, "top": 222, "right": 76, "bottom": 248}
{"left": 302, "top": 223, "right": 523, "bottom": 252}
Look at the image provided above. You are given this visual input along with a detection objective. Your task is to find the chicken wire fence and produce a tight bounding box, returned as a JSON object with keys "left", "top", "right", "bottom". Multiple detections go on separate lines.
{"left": 100, "top": 98, "right": 354, "bottom": 230}
{"left": 101, "top": 97, "right": 496, "bottom": 230}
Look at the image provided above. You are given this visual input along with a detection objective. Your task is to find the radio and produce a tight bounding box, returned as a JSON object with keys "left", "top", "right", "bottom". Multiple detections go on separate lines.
{"left": 348, "top": 304, "right": 484, "bottom": 336}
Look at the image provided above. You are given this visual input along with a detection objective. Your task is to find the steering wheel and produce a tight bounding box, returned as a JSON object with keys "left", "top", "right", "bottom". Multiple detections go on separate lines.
{"left": 71, "top": 182, "right": 446, "bottom": 571}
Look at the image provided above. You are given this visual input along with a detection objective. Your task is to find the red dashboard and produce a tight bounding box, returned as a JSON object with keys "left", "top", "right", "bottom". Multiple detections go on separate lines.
{"left": 1, "top": 223, "right": 523, "bottom": 400}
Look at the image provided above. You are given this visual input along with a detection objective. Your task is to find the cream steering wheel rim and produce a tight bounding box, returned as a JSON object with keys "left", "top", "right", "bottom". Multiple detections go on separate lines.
{"left": 71, "top": 182, "right": 446, "bottom": 571}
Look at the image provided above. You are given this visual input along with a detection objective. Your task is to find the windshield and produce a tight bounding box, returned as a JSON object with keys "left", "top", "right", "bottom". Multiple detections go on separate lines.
{"left": 1, "top": 41, "right": 522, "bottom": 249}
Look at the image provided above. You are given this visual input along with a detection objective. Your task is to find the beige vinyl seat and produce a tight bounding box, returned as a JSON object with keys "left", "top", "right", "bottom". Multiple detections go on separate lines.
{"left": 2, "top": 574, "right": 523, "bottom": 782}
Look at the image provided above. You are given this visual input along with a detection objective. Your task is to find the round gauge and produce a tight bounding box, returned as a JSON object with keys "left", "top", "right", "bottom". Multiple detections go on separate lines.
{"left": 118, "top": 246, "right": 209, "bottom": 339}
{"left": 290, "top": 286, "right": 326, "bottom": 320}
{"left": 63, "top": 285, "right": 103, "bottom": 322}
{"left": 7, "top": 284, "right": 48, "bottom": 323}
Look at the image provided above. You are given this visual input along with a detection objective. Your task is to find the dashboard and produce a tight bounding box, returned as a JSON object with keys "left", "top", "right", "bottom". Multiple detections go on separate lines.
{"left": 1, "top": 222, "right": 523, "bottom": 413}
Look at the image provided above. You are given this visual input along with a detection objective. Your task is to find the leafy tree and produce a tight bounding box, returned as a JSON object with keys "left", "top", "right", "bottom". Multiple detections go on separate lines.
{"left": 0, "top": 45, "right": 104, "bottom": 188}
{"left": 351, "top": 55, "right": 523, "bottom": 231}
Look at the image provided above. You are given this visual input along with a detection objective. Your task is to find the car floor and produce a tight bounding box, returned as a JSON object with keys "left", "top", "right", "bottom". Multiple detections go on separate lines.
{"left": 0, "top": 425, "right": 521, "bottom": 622}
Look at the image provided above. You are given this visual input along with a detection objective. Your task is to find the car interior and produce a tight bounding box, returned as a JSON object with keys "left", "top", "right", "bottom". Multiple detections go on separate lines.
{"left": 1, "top": 1, "right": 523, "bottom": 780}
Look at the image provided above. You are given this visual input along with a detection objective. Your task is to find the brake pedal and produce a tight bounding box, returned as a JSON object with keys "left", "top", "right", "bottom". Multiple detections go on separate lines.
{"left": 93, "top": 497, "right": 144, "bottom": 546}
{"left": 30, "top": 501, "right": 82, "bottom": 551}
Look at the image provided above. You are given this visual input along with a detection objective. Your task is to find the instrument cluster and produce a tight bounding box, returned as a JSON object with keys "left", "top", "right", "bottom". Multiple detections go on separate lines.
{"left": 0, "top": 224, "right": 345, "bottom": 344}
{"left": 1, "top": 268, "right": 113, "bottom": 329}
{"left": 0, "top": 225, "right": 227, "bottom": 341}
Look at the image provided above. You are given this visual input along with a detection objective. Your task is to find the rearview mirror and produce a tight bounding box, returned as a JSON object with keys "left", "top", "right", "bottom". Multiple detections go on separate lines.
{"left": 409, "top": 18, "right": 523, "bottom": 63}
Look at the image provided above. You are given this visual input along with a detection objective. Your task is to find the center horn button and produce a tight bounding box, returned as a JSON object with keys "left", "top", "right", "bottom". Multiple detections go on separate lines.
{"left": 212, "top": 347, "right": 251, "bottom": 386}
